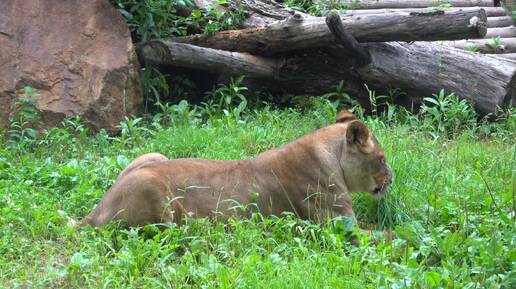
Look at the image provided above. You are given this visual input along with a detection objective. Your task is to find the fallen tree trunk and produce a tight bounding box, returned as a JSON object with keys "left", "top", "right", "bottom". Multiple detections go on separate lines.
{"left": 357, "top": 42, "right": 515, "bottom": 115}
{"left": 487, "top": 16, "right": 514, "bottom": 28}
{"left": 139, "top": 41, "right": 370, "bottom": 103}
{"left": 338, "top": 0, "right": 494, "bottom": 9}
{"left": 485, "top": 26, "right": 516, "bottom": 38}
{"left": 140, "top": 40, "right": 515, "bottom": 114}
{"left": 140, "top": 41, "right": 278, "bottom": 78}
{"left": 342, "top": 7, "right": 506, "bottom": 17}
{"left": 440, "top": 37, "right": 516, "bottom": 53}
{"left": 174, "top": 9, "right": 487, "bottom": 55}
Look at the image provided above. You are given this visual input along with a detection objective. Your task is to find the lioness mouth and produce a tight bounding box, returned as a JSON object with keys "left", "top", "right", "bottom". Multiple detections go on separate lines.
{"left": 373, "top": 186, "right": 383, "bottom": 195}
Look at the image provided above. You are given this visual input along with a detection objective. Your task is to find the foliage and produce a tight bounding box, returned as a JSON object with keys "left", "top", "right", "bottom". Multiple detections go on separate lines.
{"left": 486, "top": 36, "right": 506, "bottom": 53}
{"left": 420, "top": 89, "right": 478, "bottom": 137}
{"left": 1, "top": 82, "right": 515, "bottom": 288}
{"left": 141, "top": 66, "right": 170, "bottom": 112}
{"left": 6, "top": 86, "right": 41, "bottom": 149}
{"left": 282, "top": 0, "right": 356, "bottom": 16}
{"left": 502, "top": 0, "right": 516, "bottom": 19}
{"left": 202, "top": 76, "right": 249, "bottom": 122}
{"left": 465, "top": 43, "right": 479, "bottom": 53}
{"left": 111, "top": 0, "right": 244, "bottom": 42}
{"left": 188, "top": 1, "right": 245, "bottom": 35}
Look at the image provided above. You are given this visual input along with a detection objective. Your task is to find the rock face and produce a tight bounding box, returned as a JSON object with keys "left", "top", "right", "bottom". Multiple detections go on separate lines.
{"left": 0, "top": 0, "right": 143, "bottom": 133}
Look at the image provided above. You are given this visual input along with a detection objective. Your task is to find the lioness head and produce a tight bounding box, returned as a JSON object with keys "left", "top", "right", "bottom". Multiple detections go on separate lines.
{"left": 336, "top": 111, "right": 392, "bottom": 197}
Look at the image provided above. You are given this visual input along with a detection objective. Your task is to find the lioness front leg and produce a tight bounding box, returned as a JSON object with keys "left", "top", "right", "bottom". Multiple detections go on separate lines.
{"left": 329, "top": 194, "right": 393, "bottom": 243}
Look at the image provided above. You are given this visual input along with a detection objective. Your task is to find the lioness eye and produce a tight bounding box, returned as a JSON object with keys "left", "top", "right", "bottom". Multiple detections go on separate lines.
{"left": 380, "top": 157, "right": 385, "bottom": 164}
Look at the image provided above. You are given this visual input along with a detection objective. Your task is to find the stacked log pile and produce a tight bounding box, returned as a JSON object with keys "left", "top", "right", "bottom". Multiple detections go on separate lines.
{"left": 337, "top": 1, "right": 515, "bottom": 60}
{"left": 138, "top": 0, "right": 515, "bottom": 114}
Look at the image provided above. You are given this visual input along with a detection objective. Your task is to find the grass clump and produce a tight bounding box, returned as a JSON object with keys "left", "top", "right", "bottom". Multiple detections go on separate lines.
{"left": 0, "top": 82, "right": 515, "bottom": 288}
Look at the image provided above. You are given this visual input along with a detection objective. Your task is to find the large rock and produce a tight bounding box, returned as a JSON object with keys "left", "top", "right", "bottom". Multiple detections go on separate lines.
{"left": 0, "top": 0, "right": 143, "bottom": 133}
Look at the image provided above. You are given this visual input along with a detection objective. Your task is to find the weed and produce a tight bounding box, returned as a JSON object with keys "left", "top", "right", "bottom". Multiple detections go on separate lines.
{"left": 112, "top": 0, "right": 194, "bottom": 41}
{"left": 189, "top": 2, "right": 245, "bottom": 35}
{"left": 283, "top": 0, "right": 356, "bottom": 16}
{"left": 141, "top": 66, "right": 170, "bottom": 112}
{"left": 7, "top": 86, "right": 41, "bottom": 149}
{"left": 420, "top": 89, "right": 477, "bottom": 137}
{"left": 465, "top": 43, "right": 479, "bottom": 52}
{"left": 203, "top": 76, "right": 249, "bottom": 122}
{"left": 486, "top": 36, "right": 505, "bottom": 53}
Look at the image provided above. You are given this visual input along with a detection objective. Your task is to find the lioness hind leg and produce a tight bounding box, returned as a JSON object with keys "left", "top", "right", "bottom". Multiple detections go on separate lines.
{"left": 80, "top": 168, "right": 173, "bottom": 227}
{"left": 73, "top": 153, "right": 168, "bottom": 227}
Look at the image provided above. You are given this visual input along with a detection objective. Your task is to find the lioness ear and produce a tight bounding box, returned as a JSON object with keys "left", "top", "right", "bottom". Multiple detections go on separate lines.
{"left": 346, "top": 120, "right": 370, "bottom": 146}
{"left": 336, "top": 110, "right": 356, "bottom": 123}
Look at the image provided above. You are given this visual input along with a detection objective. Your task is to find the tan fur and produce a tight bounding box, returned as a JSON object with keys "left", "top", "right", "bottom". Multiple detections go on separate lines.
{"left": 77, "top": 111, "right": 392, "bottom": 228}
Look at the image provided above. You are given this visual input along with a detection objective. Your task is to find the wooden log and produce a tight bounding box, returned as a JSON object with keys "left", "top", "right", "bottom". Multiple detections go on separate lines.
{"left": 339, "top": 0, "right": 494, "bottom": 9}
{"left": 140, "top": 40, "right": 515, "bottom": 114}
{"left": 485, "top": 26, "right": 516, "bottom": 38}
{"left": 342, "top": 7, "right": 506, "bottom": 17}
{"left": 139, "top": 41, "right": 278, "bottom": 78}
{"left": 174, "top": 9, "right": 487, "bottom": 55}
{"left": 487, "top": 16, "right": 514, "bottom": 28}
{"left": 495, "top": 52, "right": 516, "bottom": 60}
{"left": 325, "top": 11, "right": 371, "bottom": 65}
{"left": 357, "top": 42, "right": 515, "bottom": 114}
{"left": 441, "top": 37, "right": 516, "bottom": 53}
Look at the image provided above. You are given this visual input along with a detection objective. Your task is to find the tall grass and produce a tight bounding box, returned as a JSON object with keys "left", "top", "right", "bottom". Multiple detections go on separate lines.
{"left": 0, "top": 82, "right": 514, "bottom": 288}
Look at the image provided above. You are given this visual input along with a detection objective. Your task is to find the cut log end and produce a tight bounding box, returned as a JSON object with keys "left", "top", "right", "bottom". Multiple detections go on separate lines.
{"left": 472, "top": 8, "right": 488, "bottom": 38}
{"left": 138, "top": 40, "right": 172, "bottom": 66}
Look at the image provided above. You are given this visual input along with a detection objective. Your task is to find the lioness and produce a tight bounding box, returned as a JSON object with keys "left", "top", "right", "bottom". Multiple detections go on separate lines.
{"left": 76, "top": 111, "right": 392, "bottom": 230}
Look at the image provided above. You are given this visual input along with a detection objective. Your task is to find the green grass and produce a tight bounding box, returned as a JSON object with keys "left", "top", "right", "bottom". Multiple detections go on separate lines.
{"left": 0, "top": 100, "right": 515, "bottom": 288}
